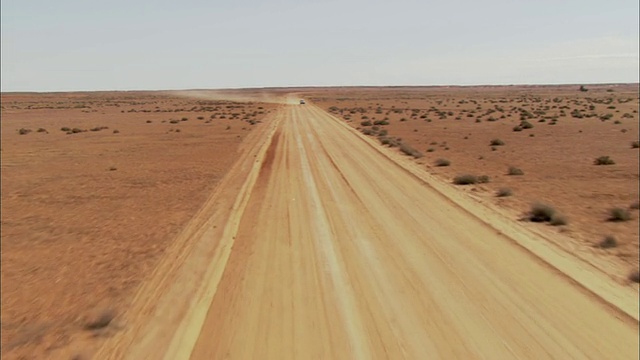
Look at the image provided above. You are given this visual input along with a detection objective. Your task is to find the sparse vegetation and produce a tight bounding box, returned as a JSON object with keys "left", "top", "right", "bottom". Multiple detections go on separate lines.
{"left": 496, "top": 188, "right": 513, "bottom": 197}
{"left": 632, "top": 141, "right": 640, "bottom": 149}
{"left": 435, "top": 158, "right": 451, "bottom": 167}
{"left": 399, "top": 144, "right": 423, "bottom": 158}
{"left": 84, "top": 308, "right": 116, "bottom": 330}
{"left": 549, "top": 214, "right": 568, "bottom": 226}
{"left": 629, "top": 270, "right": 640, "bottom": 283}
{"left": 608, "top": 207, "right": 631, "bottom": 222}
{"left": 453, "top": 174, "right": 478, "bottom": 185}
{"left": 529, "top": 203, "right": 557, "bottom": 222}
{"left": 594, "top": 156, "right": 615, "bottom": 165}
{"left": 507, "top": 166, "right": 524, "bottom": 176}
{"left": 18, "top": 128, "right": 31, "bottom": 135}
{"left": 598, "top": 236, "right": 617, "bottom": 249}
{"left": 490, "top": 139, "right": 505, "bottom": 146}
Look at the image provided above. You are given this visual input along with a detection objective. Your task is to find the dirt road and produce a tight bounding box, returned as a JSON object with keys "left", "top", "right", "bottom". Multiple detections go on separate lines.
{"left": 98, "top": 102, "right": 638, "bottom": 359}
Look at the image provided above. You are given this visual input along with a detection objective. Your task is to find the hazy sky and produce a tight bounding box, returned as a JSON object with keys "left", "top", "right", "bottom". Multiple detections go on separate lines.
{"left": 2, "top": 0, "right": 638, "bottom": 91}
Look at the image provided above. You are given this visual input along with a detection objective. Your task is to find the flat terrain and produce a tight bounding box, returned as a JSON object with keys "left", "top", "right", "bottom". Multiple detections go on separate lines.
{"left": 0, "top": 91, "right": 279, "bottom": 358}
{"left": 310, "top": 85, "right": 640, "bottom": 282}
{"left": 99, "top": 91, "right": 637, "bottom": 360}
{"left": 2, "top": 86, "right": 639, "bottom": 359}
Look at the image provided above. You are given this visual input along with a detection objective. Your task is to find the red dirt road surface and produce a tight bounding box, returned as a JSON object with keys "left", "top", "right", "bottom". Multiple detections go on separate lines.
{"left": 95, "top": 98, "right": 639, "bottom": 359}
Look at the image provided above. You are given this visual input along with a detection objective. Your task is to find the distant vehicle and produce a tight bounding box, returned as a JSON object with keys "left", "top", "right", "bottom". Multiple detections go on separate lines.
{"left": 299, "top": 100, "right": 306, "bottom": 104}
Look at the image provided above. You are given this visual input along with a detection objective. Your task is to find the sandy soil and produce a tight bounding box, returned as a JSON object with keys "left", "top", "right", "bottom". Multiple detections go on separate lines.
{"left": 0, "top": 91, "right": 279, "bottom": 358}
{"left": 97, "top": 97, "right": 638, "bottom": 359}
{"left": 2, "top": 86, "right": 639, "bottom": 359}
{"left": 308, "top": 85, "right": 640, "bottom": 282}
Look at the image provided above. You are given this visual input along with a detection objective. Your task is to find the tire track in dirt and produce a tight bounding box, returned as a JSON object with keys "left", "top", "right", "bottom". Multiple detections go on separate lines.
{"left": 99, "top": 100, "right": 638, "bottom": 360}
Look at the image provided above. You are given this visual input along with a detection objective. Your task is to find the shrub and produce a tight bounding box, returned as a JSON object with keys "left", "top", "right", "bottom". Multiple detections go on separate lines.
{"left": 630, "top": 201, "right": 640, "bottom": 210}
{"left": 18, "top": 128, "right": 31, "bottom": 135}
{"left": 113, "top": 129, "right": 120, "bottom": 134}
{"left": 513, "top": 126, "right": 523, "bottom": 132}
{"left": 598, "top": 236, "right": 617, "bottom": 249}
{"left": 497, "top": 188, "right": 513, "bottom": 197}
{"left": 61, "top": 127, "right": 71, "bottom": 132}
{"left": 529, "top": 203, "right": 556, "bottom": 222}
{"left": 378, "top": 129, "right": 388, "bottom": 137}
{"left": 608, "top": 207, "right": 631, "bottom": 222}
{"left": 37, "top": 128, "right": 47, "bottom": 133}
{"left": 521, "top": 121, "right": 534, "bottom": 129}
{"left": 629, "top": 270, "right": 640, "bottom": 283}
{"left": 490, "top": 139, "right": 505, "bottom": 146}
{"left": 71, "top": 128, "right": 83, "bottom": 133}
{"left": 477, "top": 175, "right": 490, "bottom": 184}
{"left": 399, "top": 144, "right": 423, "bottom": 158}
{"left": 360, "top": 121, "right": 372, "bottom": 126}
{"left": 508, "top": 166, "right": 524, "bottom": 176}
{"left": 373, "top": 120, "right": 389, "bottom": 125}
{"left": 146, "top": 120, "right": 152, "bottom": 123}
{"left": 594, "top": 156, "right": 615, "bottom": 165}
{"left": 632, "top": 141, "right": 639, "bottom": 149}
{"left": 453, "top": 174, "right": 477, "bottom": 185}
{"left": 435, "top": 158, "right": 451, "bottom": 167}
{"left": 549, "top": 214, "right": 568, "bottom": 226}
{"left": 427, "top": 148, "right": 435, "bottom": 152}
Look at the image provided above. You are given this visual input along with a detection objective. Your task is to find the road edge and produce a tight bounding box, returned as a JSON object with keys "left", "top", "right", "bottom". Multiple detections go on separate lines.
{"left": 311, "top": 103, "right": 640, "bottom": 324}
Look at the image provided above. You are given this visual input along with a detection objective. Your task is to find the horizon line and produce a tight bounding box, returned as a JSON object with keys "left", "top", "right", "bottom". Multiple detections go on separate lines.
{"left": 1, "top": 82, "right": 638, "bottom": 94}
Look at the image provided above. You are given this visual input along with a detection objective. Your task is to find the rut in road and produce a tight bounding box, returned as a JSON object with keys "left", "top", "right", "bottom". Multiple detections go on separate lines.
{"left": 185, "top": 105, "right": 638, "bottom": 359}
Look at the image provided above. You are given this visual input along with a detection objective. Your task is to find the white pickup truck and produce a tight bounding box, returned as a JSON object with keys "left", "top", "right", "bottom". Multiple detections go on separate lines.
{"left": 299, "top": 99, "right": 306, "bottom": 105}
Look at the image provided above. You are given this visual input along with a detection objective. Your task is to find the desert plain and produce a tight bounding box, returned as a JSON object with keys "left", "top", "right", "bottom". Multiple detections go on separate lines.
{"left": 1, "top": 85, "right": 639, "bottom": 359}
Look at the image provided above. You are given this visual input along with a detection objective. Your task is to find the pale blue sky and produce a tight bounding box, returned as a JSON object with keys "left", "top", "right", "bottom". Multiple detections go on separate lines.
{"left": 2, "top": 0, "right": 638, "bottom": 91}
